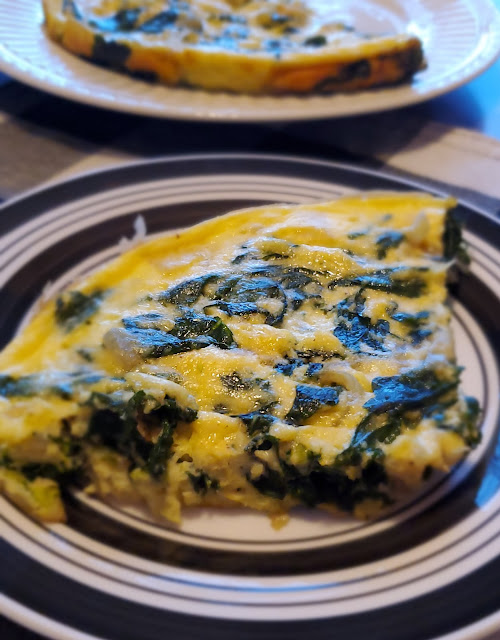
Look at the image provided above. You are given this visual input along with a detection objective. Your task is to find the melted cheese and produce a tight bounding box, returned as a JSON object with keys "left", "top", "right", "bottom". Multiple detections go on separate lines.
{"left": 42, "top": 0, "right": 424, "bottom": 93}
{"left": 0, "top": 192, "right": 481, "bottom": 524}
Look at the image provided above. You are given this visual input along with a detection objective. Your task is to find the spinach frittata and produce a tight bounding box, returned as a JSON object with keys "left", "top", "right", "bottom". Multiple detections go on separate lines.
{"left": 42, "top": 0, "right": 424, "bottom": 94}
{"left": 0, "top": 193, "right": 480, "bottom": 526}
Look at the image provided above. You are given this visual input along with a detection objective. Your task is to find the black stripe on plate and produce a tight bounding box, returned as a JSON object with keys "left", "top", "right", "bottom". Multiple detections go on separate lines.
{"left": 0, "top": 182, "right": 289, "bottom": 265}
{"left": 3, "top": 486, "right": 499, "bottom": 599}
{"left": 467, "top": 234, "right": 500, "bottom": 271}
{"left": 1, "top": 535, "right": 500, "bottom": 640}
{"left": 1, "top": 153, "right": 498, "bottom": 242}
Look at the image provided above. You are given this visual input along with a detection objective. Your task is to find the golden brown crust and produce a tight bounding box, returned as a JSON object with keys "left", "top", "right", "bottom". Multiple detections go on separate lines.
{"left": 270, "top": 39, "right": 424, "bottom": 93}
{"left": 42, "top": 0, "right": 424, "bottom": 95}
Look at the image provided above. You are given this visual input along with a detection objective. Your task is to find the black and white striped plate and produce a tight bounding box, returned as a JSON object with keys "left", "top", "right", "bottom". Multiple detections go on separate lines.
{"left": 0, "top": 154, "right": 499, "bottom": 640}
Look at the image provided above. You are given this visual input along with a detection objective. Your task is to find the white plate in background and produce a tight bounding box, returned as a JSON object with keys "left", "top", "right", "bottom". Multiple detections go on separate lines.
{"left": 0, "top": 0, "right": 499, "bottom": 121}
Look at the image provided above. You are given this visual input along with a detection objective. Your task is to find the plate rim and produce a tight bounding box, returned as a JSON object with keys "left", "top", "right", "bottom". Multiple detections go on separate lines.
{"left": 2, "top": 593, "right": 500, "bottom": 640}
{"left": 0, "top": 0, "right": 499, "bottom": 121}
{"left": 2, "top": 151, "right": 500, "bottom": 231}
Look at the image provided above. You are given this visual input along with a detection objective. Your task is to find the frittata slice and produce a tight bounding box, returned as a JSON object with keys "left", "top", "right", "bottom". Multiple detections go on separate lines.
{"left": 42, "top": 0, "right": 424, "bottom": 94}
{"left": 0, "top": 193, "right": 480, "bottom": 525}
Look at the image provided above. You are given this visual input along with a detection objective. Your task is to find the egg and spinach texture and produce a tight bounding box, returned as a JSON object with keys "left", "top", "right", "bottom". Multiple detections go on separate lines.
{"left": 42, "top": 0, "right": 423, "bottom": 94}
{"left": 0, "top": 193, "right": 480, "bottom": 525}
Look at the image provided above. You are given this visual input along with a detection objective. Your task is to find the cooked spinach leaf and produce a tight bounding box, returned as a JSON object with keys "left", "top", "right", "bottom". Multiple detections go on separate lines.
{"left": 202, "top": 264, "right": 322, "bottom": 326}
{"left": 55, "top": 289, "right": 105, "bottom": 331}
{"left": 286, "top": 384, "right": 342, "bottom": 425}
{"left": 346, "top": 413, "right": 402, "bottom": 455}
{"left": 20, "top": 462, "right": 81, "bottom": 484}
{"left": 0, "top": 374, "right": 38, "bottom": 397}
{"left": 92, "top": 36, "right": 131, "bottom": 67}
{"left": 245, "top": 435, "right": 389, "bottom": 510}
{"left": 139, "top": 10, "right": 179, "bottom": 33}
{"left": 204, "top": 300, "right": 261, "bottom": 317}
{"left": 304, "top": 35, "right": 327, "bottom": 47}
{"left": 245, "top": 433, "right": 279, "bottom": 454}
{"left": 187, "top": 469, "right": 219, "bottom": 494}
{"left": 145, "top": 419, "right": 175, "bottom": 478}
{"left": 122, "top": 313, "right": 165, "bottom": 330}
{"left": 119, "top": 309, "right": 235, "bottom": 359}
{"left": 52, "top": 420, "right": 82, "bottom": 459}
{"left": 89, "top": 8, "right": 141, "bottom": 32}
{"left": 251, "top": 265, "right": 319, "bottom": 288}
{"left": 391, "top": 310, "right": 430, "bottom": 327}
{"left": 329, "top": 268, "right": 426, "bottom": 298}
{"left": 287, "top": 288, "right": 320, "bottom": 310}
{"left": 155, "top": 394, "right": 197, "bottom": 425}
{"left": 347, "top": 229, "right": 368, "bottom": 240}
{"left": 261, "top": 251, "right": 291, "bottom": 261}
{"left": 364, "top": 366, "right": 460, "bottom": 415}
{"left": 213, "top": 14, "right": 247, "bottom": 24}
{"left": 215, "top": 274, "right": 281, "bottom": 301}
{"left": 49, "top": 371, "right": 102, "bottom": 399}
{"left": 238, "top": 411, "right": 276, "bottom": 436}
{"left": 376, "top": 230, "right": 404, "bottom": 259}
{"left": 208, "top": 273, "right": 287, "bottom": 326}
{"left": 86, "top": 391, "right": 149, "bottom": 466}
{"left": 86, "top": 389, "right": 197, "bottom": 479}
{"left": 220, "top": 374, "right": 273, "bottom": 415}
{"left": 221, "top": 24, "right": 250, "bottom": 39}
{"left": 336, "top": 367, "right": 465, "bottom": 466}
{"left": 390, "top": 309, "right": 431, "bottom": 345}
{"left": 296, "top": 349, "right": 345, "bottom": 361}
{"left": 461, "top": 396, "right": 481, "bottom": 446}
{"left": 248, "top": 467, "right": 288, "bottom": 499}
{"left": 244, "top": 431, "right": 287, "bottom": 498}
{"left": 443, "top": 210, "right": 469, "bottom": 263}
{"left": 231, "top": 252, "right": 250, "bottom": 265}
{"left": 220, "top": 372, "right": 254, "bottom": 392}
{"left": 0, "top": 370, "right": 101, "bottom": 398}
{"left": 408, "top": 329, "right": 432, "bottom": 345}
{"left": 274, "top": 358, "right": 305, "bottom": 376}
{"left": 334, "top": 291, "right": 390, "bottom": 353}
{"left": 158, "top": 273, "right": 220, "bottom": 306}
{"left": 119, "top": 327, "right": 190, "bottom": 358}
{"left": 440, "top": 396, "right": 481, "bottom": 447}
{"left": 63, "top": 0, "right": 82, "bottom": 19}
{"left": 77, "top": 348, "right": 94, "bottom": 363}
{"left": 169, "top": 309, "right": 235, "bottom": 348}
{"left": 282, "top": 457, "right": 389, "bottom": 510}
{"left": 305, "top": 362, "right": 323, "bottom": 378}
{"left": 335, "top": 317, "right": 390, "bottom": 353}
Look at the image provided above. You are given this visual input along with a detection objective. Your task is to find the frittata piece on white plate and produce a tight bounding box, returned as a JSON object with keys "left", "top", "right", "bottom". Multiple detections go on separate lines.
{"left": 41, "top": 0, "right": 424, "bottom": 94}
{"left": 0, "top": 192, "right": 480, "bottom": 526}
